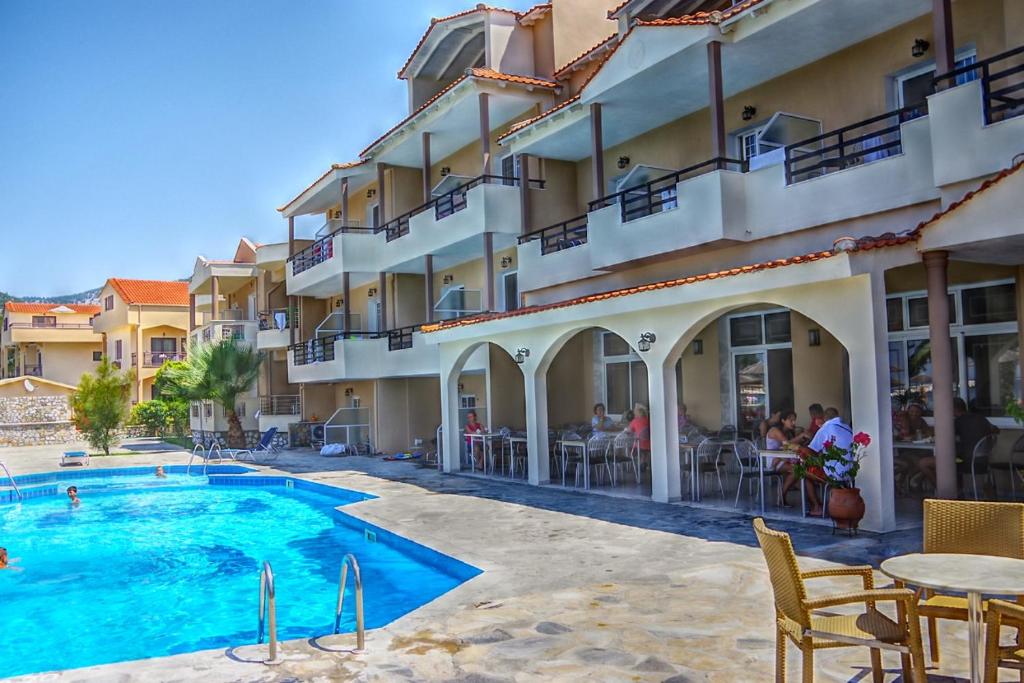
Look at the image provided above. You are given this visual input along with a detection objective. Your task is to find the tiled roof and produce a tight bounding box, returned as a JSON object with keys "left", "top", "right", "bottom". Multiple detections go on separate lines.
{"left": 398, "top": 5, "right": 523, "bottom": 79}
{"left": 519, "top": 3, "right": 552, "bottom": 24}
{"left": 107, "top": 279, "right": 190, "bottom": 307}
{"left": 499, "top": 94, "right": 581, "bottom": 141}
{"left": 607, "top": 0, "right": 631, "bottom": 18}
{"left": 554, "top": 34, "right": 618, "bottom": 79}
{"left": 634, "top": 0, "right": 768, "bottom": 26}
{"left": 361, "top": 69, "right": 557, "bottom": 157}
{"left": 4, "top": 302, "right": 101, "bottom": 314}
{"left": 277, "top": 161, "right": 367, "bottom": 213}
{"left": 422, "top": 160, "right": 1024, "bottom": 334}
{"left": 468, "top": 67, "right": 559, "bottom": 89}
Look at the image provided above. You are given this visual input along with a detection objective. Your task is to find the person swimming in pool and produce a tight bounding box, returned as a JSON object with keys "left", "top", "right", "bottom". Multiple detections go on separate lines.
{"left": 0, "top": 547, "right": 22, "bottom": 571}
{"left": 155, "top": 465, "right": 166, "bottom": 478}
{"left": 66, "top": 486, "right": 80, "bottom": 506}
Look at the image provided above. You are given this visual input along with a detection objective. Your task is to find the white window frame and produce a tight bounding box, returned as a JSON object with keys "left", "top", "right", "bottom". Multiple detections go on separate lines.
{"left": 886, "top": 278, "right": 1019, "bottom": 427}
{"left": 599, "top": 331, "right": 645, "bottom": 420}
{"left": 894, "top": 48, "right": 977, "bottom": 108}
{"left": 725, "top": 308, "right": 793, "bottom": 429}
{"left": 501, "top": 270, "right": 518, "bottom": 312}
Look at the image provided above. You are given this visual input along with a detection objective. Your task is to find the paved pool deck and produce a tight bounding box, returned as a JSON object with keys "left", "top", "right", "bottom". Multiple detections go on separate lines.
{"left": 1, "top": 440, "right": 979, "bottom": 682}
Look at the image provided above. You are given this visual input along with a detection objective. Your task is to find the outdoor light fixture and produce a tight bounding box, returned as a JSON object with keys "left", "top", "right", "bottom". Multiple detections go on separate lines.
{"left": 742, "top": 105, "right": 757, "bottom": 121}
{"left": 344, "top": 387, "right": 354, "bottom": 397}
{"left": 500, "top": 256, "right": 513, "bottom": 269}
{"left": 458, "top": 382, "right": 464, "bottom": 392}
{"left": 617, "top": 155, "right": 630, "bottom": 169}
{"left": 367, "top": 287, "right": 377, "bottom": 296}
{"left": 366, "top": 188, "right": 376, "bottom": 199}
{"left": 441, "top": 166, "right": 451, "bottom": 176}
{"left": 514, "top": 347, "right": 530, "bottom": 364}
{"left": 808, "top": 329, "right": 822, "bottom": 347}
{"left": 912, "top": 38, "right": 930, "bottom": 58}
{"left": 443, "top": 274, "right": 454, "bottom": 284}
{"left": 637, "top": 332, "right": 656, "bottom": 353}
{"left": 692, "top": 339, "right": 704, "bottom": 356}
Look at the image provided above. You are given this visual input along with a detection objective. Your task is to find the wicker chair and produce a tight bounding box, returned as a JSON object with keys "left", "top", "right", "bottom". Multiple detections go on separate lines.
{"left": 985, "top": 599, "right": 1024, "bottom": 682}
{"left": 753, "top": 518, "right": 926, "bottom": 682}
{"left": 917, "top": 499, "right": 1024, "bottom": 665}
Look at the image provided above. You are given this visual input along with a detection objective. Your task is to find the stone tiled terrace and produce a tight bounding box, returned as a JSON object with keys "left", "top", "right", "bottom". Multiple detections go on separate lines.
{"left": 0, "top": 440, "right": 979, "bottom": 682}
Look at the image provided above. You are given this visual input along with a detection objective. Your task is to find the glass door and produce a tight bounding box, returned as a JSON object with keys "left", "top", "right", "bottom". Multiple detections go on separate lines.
{"left": 733, "top": 351, "right": 767, "bottom": 432}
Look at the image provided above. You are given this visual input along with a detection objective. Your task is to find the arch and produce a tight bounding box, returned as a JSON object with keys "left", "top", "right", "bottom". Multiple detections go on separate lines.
{"left": 534, "top": 320, "right": 644, "bottom": 377}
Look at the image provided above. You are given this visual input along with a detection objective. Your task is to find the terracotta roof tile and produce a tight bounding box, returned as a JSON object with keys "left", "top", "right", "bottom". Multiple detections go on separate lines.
{"left": 553, "top": 34, "right": 618, "bottom": 79}
{"left": 398, "top": 5, "right": 523, "bottom": 80}
{"left": 277, "top": 161, "right": 368, "bottom": 213}
{"left": 468, "top": 68, "right": 560, "bottom": 89}
{"left": 634, "top": 0, "right": 768, "bottom": 26}
{"left": 4, "top": 302, "right": 101, "bottom": 314}
{"left": 422, "top": 160, "right": 1024, "bottom": 334}
{"left": 499, "top": 94, "right": 581, "bottom": 141}
{"left": 607, "top": 0, "right": 630, "bottom": 18}
{"left": 107, "top": 279, "right": 189, "bottom": 307}
{"left": 519, "top": 3, "right": 552, "bottom": 24}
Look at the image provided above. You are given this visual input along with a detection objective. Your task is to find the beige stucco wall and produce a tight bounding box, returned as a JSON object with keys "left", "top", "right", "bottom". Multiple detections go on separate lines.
{"left": 791, "top": 312, "right": 847, "bottom": 420}
{"left": 545, "top": 329, "right": 595, "bottom": 428}
{"left": 0, "top": 380, "right": 75, "bottom": 398}
{"left": 885, "top": 261, "right": 1018, "bottom": 294}
{"left": 550, "top": 0, "right": 618, "bottom": 72}
{"left": 37, "top": 342, "right": 100, "bottom": 387}
{"left": 488, "top": 345, "right": 526, "bottom": 429}
{"left": 680, "top": 318, "right": 721, "bottom": 431}
{"left": 531, "top": 9, "right": 556, "bottom": 77}
{"left": 374, "top": 376, "right": 441, "bottom": 453}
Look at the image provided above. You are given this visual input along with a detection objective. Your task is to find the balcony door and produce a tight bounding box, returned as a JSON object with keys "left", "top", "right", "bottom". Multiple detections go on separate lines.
{"left": 728, "top": 311, "right": 794, "bottom": 434}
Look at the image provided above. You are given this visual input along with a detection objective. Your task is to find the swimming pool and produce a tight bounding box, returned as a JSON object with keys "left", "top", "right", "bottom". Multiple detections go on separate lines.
{"left": 0, "top": 467, "right": 480, "bottom": 677}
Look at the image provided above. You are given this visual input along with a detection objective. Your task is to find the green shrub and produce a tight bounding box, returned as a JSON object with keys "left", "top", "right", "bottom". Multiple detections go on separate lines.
{"left": 72, "top": 358, "right": 133, "bottom": 455}
{"left": 129, "top": 401, "right": 169, "bottom": 436}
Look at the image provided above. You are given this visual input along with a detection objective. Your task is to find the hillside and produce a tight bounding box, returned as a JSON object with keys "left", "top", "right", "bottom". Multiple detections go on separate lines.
{"left": 0, "top": 287, "right": 102, "bottom": 306}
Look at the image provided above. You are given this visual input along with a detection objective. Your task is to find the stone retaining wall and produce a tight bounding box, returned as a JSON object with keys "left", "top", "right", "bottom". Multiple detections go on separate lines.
{"left": 0, "top": 395, "right": 80, "bottom": 447}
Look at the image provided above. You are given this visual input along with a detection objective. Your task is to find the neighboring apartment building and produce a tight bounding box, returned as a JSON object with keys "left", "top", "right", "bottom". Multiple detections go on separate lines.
{"left": 275, "top": 0, "right": 1023, "bottom": 532}
{"left": 1, "top": 302, "right": 102, "bottom": 386}
{"left": 91, "top": 279, "right": 190, "bottom": 403}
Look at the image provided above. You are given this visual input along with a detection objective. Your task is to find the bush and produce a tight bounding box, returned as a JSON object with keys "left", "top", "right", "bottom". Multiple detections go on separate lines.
{"left": 72, "top": 358, "right": 133, "bottom": 455}
{"left": 129, "top": 401, "right": 168, "bottom": 436}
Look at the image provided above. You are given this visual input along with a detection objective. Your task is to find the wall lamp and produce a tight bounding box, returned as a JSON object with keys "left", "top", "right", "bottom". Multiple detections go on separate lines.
{"left": 742, "top": 105, "right": 757, "bottom": 121}
{"left": 367, "top": 287, "right": 377, "bottom": 297}
{"left": 692, "top": 339, "right": 704, "bottom": 356}
{"left": 440, "top": 166, "right": 451, "bottom": 176}
{"left": 514, "top": 347, "right": 530, "bottom": 364}
{"left": 637, "top": 332, "right": 657, "bottom": 353}
{"left": 443, "top": 274, "right": 454, "bottom": 285}
{"left": 912, "top": 38, "right": 930, "bottom": 58}
{"left": 366, "top": 188, "right": 376, "bottom": 199}
{"left": 344, "top": 387, "right": 354, "bottom": 397}
{"left": 808, "top": 329, "right": 822, "bottom": 347}
{"left": 500, "top": 256, "right": 513, "bottom": 269}
{"left": 617, "top": 155, "right": 631, "bottom": 169}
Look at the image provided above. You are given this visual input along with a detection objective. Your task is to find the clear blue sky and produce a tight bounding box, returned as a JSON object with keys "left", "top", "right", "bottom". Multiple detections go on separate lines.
{"left": 0, "top": 0, "right": 538, "bottom": 297}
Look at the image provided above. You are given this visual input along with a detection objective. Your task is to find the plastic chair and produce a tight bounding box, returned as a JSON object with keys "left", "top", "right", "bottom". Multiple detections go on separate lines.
{"left": 732, "top": 438, "right": 771, "bottom": 508}
{"left": 753, "top": 518, "right": 926, "bottom": 683}
{"left": 991, "top": 434, "right": 1024, "bottom": 500}
{"left": 692, "top": 437, "right": 725, "bottom": 500}
{"left": 968, "top": 433, "right": 998, "bottom": 500}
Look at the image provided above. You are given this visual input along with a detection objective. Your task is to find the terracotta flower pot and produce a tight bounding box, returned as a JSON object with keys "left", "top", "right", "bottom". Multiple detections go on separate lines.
{"left": 828, "top": 487, "right": 865, "bottom": 530}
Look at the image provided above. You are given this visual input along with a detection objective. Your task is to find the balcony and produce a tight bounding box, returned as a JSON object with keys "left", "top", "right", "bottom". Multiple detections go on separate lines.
{"left": 193, "top": 320, "right": 259, "bottom": 347}
{"left": 132, "top": 351, "right": 187, "bottom": 368}
{"left": 930, "top": 45, "right": 1024, "bottom": 187}
{"left": 256, "top": 309, "right": 299, "bottom": 350}
{"left": 5, "top": 321, "right": 100, "bottom": 344}
{"left": 287, "top": 326, "right": 437, "bottom": 383}
{"left": 22, "top": 364, "right": 42, "bottom": 377}
{"left": 258, "top": 394, "right": 303, "bottom": 433}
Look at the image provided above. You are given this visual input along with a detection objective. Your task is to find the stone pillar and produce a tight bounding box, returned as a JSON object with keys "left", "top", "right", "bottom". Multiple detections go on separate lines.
{"left": 189, "top": 294, "right": 196, "bottom": 331}
{"left": 483, "top": 232, "right": 495, "bottom": 312}
{"left": 590, "top": 103, "right": 605, "bottom": 200}
{"left": 424, "top": 254, "right": 434, "bottom": 323}
{"left": 707, "top": 40, "right": 726, "bottom": 159}
{"left": 211, "top": 277, "right": 220, "bottom": 322}
{"left": 518, "top": 153, "right": 531, "bottom": 234}
{"left": 932, "top": 0, "right": 955, "bottom": 80}
{"left": 479, "top": 93, "right": 491, "bottom": 176}
{"left": 524, "top": 368, "right": 550, "bottom": 485}
{"left": 378, "top": 272, "right": 388, "bottom": 331}
{"left": 925, "top": 251, "right": 957, "bottom": 498}
{"left": 648, "top": 353, "right": 682, "bottom": 502}
{"left": 422, "top": 132, "right": 432, "bottom": 202}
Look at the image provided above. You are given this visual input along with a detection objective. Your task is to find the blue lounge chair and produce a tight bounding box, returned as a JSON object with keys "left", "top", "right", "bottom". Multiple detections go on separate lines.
{"left": 61, "top": 451, "right": 90, "bottom": 467}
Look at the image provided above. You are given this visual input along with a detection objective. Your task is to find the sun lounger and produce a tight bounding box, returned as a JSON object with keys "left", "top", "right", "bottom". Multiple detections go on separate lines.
{"left": 61, "top": 451, "right": 90, "bottom": 467}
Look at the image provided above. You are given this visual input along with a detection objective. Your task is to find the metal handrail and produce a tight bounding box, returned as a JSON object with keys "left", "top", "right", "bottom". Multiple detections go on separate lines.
{"left": 334, "top": 553, "right": 365, "bottom": 651}
{"left": 0, "top": 461, "right": 22, "bottom": 501}
{"left": 7, "top": 322, "right": 95, "bottom": 329}
{"left": 258, "top": 560, "right": 278, "bottom": 662}
{"left": 186, "top": 444, "right": 205, "bottom": 474}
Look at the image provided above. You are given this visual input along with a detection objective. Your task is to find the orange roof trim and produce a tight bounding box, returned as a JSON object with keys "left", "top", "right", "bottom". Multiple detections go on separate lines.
{"left": 422, "top": 160, "right": 1024, "bottom": 334}
{"left": 277, "top": 161, "right": 367, "bottom": 213}
{"left": 469, "top": 67, "right": 559, "bottom": 89}
{"left": 107, "top": 279, "right": 190, "bottom": 307}
{"left": 398, "top": 5, "right": 523, "bottom": 79}
{"left": 554, "top": 34, "right": 618, "bottom": 79}
{"left": 4, "top": 302, "right": 101, "bottom": 314}
{"left": 499, "top": 94, "right": 581, "bottom": 141}
{"left": 634, "top": 0, "right": 768, "bottom": 26}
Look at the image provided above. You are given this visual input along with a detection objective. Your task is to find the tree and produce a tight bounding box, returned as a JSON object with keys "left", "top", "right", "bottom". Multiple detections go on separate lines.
{"left": 71, "top": 357, "right": 134, "bottom": 455}
{"left": 164, "top": 340, "right": 262, "bottom": 448}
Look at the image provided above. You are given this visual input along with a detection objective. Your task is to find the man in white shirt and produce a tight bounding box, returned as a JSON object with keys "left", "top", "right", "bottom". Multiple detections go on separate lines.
{"left": 809, "top": 416, "right": 853, "bottom": 453}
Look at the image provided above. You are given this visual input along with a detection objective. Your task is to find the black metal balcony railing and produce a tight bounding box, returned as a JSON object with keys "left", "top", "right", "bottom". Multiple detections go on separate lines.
{"left": 935, "top": 44, "right": 1024, "bottom": 125}
{"left": 588, "top": 157, "right": 747, "bottom": 223}
{"left": 133, "top": 351, "right": 186, "bottom": 368}
{"left": 258, "top": 309, "right": 298, "bottom": 331}
{"left": 259, "top": 395, "right": 301, "bottom": 416}
{"left": 22, "top": 364, "right": 42, "bottom": 377}
{"left": 290, "top": 325, "right": 423, "bottom": 365}
{"left": 387, "top": 325, "right": 416, "bottom": 351}
{"left": 784, "top": 104, "right": 922, "bottom": 185}
{"left": 7, "top": 322, "right": 94, "bottom": 330}
{"left": 518, "top": 214, "right": 589, "bottom": 255}
{"left": 290, "top": 235, "right": 333, "bottom": 275}
{"left": 380, "top": 174, "right": 546, "bottom": 243}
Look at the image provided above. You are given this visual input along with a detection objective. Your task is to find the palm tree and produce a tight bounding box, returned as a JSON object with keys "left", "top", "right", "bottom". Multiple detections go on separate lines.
{"left": 165, "top": 339, "right": 262, "bottom": 448}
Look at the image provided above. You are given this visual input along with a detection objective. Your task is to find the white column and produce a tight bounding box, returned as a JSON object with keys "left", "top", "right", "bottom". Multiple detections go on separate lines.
{"left": 524, "top": 368, "right": 550, "bottom": 485}
{"left": 647, "top": 351, "right": 682, "bottom": 502}
{"left": 439, "top": 350, "right": 463, "bottom": 473}
{"left": 846, "top": 272, "right": 896, "bottom": 532}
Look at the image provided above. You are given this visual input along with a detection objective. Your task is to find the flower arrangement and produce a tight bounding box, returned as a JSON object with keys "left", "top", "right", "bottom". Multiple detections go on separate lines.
{"left": 795, "top": 432, "right": 872, "bottom": 489}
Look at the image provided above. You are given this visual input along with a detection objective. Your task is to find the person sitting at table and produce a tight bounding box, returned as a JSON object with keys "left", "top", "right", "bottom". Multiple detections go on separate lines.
{"left": 592, "top": 403, "right": 615, "bottom": 433}
{"left": 899, "top": 402, "right": 932, "bottom": 441}
{"left": 464, "top": 411, "right": 485, "bottom": 470}
{"left": 758, "top": 410, "right": 783, "bottom": 445}
{"left": 801, "top": 414, "right": 854, "bottom": 516}
{"left": 824, "top": 406, "right": 840, "bottom": 421}
{"left": 917, "top": 397, "right": 999, "bottom": 489}
{"left": 766, "top": 412, "right": 800, "bottom": 505}
{"left": 628, "top": 404, "right": 651, "bottom": 453}
{"left": 678, "top": 403, "right": 702, "bottom": 433}
{"left": 791, "top": 404, "right": 825, "bottom": 445}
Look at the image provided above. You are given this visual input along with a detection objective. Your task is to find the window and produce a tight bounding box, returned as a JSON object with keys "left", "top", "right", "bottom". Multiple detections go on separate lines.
{"left": 369, "top": 204, "right": 380, "bottom": 229}
{"left": 191, "top": 403, "right": 199, "bottom": 418}
{"left": 104, "top": 295, "right": 114, "bottom": 311}
{"left": 738, "top": 130, "right": 759, "bottom": 161}
{"left": 32, "top": 316, "right": 56, "bottom": 328}
{"left": 114, "top": 339, "right": 123, "bottom": 360}
{"left": 502, "top": 271, "right": 519, "bottom": 312}
{"left": 729, "top": 310, "right": 794, "bottom": 430}
{"left": 500, "top": 154, "right": 519, "bottom": 186}
{"left": 151, "top": 337, "right": 177, "bottom": 353}
{"left": 887, "top": 280, "right": 1019, "bottom": 419}
{"left": 92, "top": 351, "right": 102, "bottom": 362}
{"left": 895, "top": 50, "right": 977, "bottom": 117}
{"left": 236, "top": 402, "right": 246, "bottom": 418}
{"left": 458, "top": 394, "right": 481, "bottom": 429}
{"left": 600, "top": 332, "right": 647, "bottom": 416}
{"left": 730, "top": 311, "right": 791, "bottom": 348}
{"left": 204, "top": 402, "right": 213, "bottom": 418}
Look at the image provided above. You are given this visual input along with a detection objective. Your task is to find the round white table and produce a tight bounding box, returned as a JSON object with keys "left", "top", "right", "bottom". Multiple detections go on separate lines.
{"left": 880, "top": 553, "right": 1024, "bottom": 683}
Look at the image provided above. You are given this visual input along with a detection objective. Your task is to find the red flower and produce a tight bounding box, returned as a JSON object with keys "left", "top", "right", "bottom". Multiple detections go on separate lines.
{"left": 823, "top": 438, "right": 835, "bottom": 450}
{"left": 853, "top": 432, "right": 872, "bottom": 447}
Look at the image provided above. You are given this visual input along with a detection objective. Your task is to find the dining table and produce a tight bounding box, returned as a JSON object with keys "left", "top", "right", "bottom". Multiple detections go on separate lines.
{"left": 506, "top": 435, "right": 528, "bottom": 479}
{"left": 466, "top": 432, "right": 504, "bottom": 474}
{"left": 880, "top": 552, "right": 1024, "bottom": 683}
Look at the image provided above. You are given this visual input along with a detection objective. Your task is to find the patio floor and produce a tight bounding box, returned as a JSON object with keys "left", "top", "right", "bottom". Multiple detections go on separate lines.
{"left": 0, "top": 440, "right": 986, "bottom": 682}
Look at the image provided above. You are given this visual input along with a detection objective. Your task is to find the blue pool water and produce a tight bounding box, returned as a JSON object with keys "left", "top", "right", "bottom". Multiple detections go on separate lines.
{"left": 0, "top": 469, "right": 479, "bottom": 677}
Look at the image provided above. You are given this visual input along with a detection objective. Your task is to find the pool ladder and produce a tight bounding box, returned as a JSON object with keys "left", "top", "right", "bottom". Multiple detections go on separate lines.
{"left": 186, "top": 443, "right": 226, "bottom": 475}
{"left": 257, "top": 553, "right": 365, "bottom": 663}
{"left": 0, "top": 461, "right": 22, "bottom": 501}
